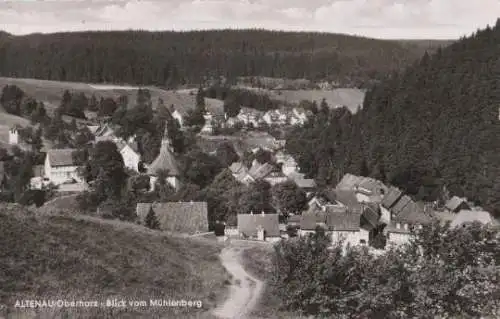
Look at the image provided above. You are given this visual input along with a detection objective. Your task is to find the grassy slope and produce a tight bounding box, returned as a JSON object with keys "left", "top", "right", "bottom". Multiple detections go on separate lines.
{"left": 0, "top": 77, "right": 223, "bottom": 114}
{"left": 240, "top": 245, "right": 305, "bottom": 319}
{"left": 0, "top": 204, "right": 229, "bottom": 318}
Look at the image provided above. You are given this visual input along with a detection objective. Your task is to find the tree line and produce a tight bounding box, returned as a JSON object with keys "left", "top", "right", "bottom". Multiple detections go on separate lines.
{"left": 0, "top": 29, "right": 446, "bottom": 88}
{"left": 269, "top": 223, "right": 499, "bottom": 318}
{"left": 286, "top": 20, "right": 500, "bottom": 217}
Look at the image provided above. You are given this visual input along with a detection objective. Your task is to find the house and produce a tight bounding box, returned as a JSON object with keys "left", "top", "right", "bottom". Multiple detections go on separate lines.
{"left": 292, "top": 177, "right": 317, "bottom": 194}
{"left": 136, "top": 202, "right": 209, "bottom": 234}
{"left": 229, "top": 162, "right": 255, "bottom": 185}
{"left": 115, "top": 139, "right": 141, "bottom": 172}
{"left": 336, "top": 173, "right": 388, "bottom": 203}
{"left": 263, "top": 171, "right": 289, "bottom": 186}
{"left": 248, "top": 161, "right": 275, "bottom": 180}
{"left": 236, "top": 107, "right": 264, "bottom": 127}
{"left": 385, "top": 198, "right": 433, "bottom": 247}
{"left": 146, "top": 121, "right": 180, "bottom": 190}
{"left": 164, "top": 92, "right": 224, "bottom": 129}
{"left": 200, "top": 112, "right": 215, "bottom": 134}
{"left": 290, "top": 108, "right": 309, "bottom": 126}
{"left": 8, "top": 127, "right": 19, "bottom": 145}
{"left": 299, "top": 203, "right": 368, "bottom": 248}
{"left": 449, "top": 210, "right": 497, "bottom": 228}
{"left": 328, "top": 207, "right": 369, "bottom": 248}
{"left": 445, "top": 196, "right": 470, "bottom": 213}
{"left": 44, "top": 149, "right": 81, "bottom": 186}
{"left": 237, "top": 212, "right": 280, "bottom": 242}
{"left": 262, "top": 109, "right": 288, "bottom": 126}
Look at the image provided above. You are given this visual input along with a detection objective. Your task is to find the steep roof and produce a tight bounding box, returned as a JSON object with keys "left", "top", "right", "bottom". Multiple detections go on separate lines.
{"left": 362, "top": 203, "right": 380, "bottom": 228}
{"left": 48, "top": 149, "right": 78, "bottom": 167}
{"left": 445, "top": 196, "right": 470, "bottom": 212}
{"left": 391, "top": 195, "right": 412, "bottom": 216}
{"left": 248, "top": 162, "right": 275, "bottom": 180}
{"left": 381, "top": 186, "right": 403, "bottom": 209}
{"left": 136, "top": 202, "right": 209, "bottom": 234}
{"left": 336, "top": 173, "right": 388, "bottom": 195}
{"left": 450, "top": 210, "right": 495, "bottom": 227}
{"left": 326, "top": 210, "right": 361, "bottom": 231}
{"left": 336, "top": 173, "right": 364, "bottom": 190}
{"left": 294, "top": 178, "right": 317, "bottom": 189}
{"left": 229, "top": 162, "right": 247, "bottom": 174}
{"left": 147, "top": 121, "right": 179, "bottom": 176}
{"left": 393, "top": 200, "right": 432, "bottom": 224}
{"left": 237, "top": 213, "right": 280, "bottom": 237}
{"left": 333, "top": 189, "right": 362, "bottom": 214}
{"left": 300, "top": 203, "right": 328, "bottom": 230}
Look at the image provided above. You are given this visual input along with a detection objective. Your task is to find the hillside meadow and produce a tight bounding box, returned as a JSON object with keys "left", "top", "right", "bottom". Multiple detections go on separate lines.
{"left": 0, "top": 204, "right": 229, "bottom": 319}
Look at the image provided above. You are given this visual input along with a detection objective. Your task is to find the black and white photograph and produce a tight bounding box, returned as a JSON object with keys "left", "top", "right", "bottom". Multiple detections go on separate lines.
{"left": 0, "top": 0, "right": 499, "bottom": 318}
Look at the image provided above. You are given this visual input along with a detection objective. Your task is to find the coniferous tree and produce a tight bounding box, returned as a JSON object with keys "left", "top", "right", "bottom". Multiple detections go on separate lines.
{"left": 145, "top": 207, "right": 160, "bottom": 230}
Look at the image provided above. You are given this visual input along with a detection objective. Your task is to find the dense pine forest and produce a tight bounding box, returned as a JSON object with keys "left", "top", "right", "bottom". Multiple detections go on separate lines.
{"left": 0, "top": 29, "right": 449, "bottom": 88}
{"left": 286, "top": 21, "right": 500, "bottom": 217}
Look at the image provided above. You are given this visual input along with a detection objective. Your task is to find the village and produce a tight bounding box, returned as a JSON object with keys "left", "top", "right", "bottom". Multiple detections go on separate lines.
{"left": 1, "top": 85, "right": 497, "bottom": 254}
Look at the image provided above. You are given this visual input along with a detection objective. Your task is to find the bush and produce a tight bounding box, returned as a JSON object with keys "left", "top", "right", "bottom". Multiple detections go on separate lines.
{"left": 271, "top": 222, "right": 500, "bottom": 318}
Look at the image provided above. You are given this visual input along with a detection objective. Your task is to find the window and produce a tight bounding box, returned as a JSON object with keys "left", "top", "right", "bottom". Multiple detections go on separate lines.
{"left": 360, "top": 239, "right": 366, "bottom": 244}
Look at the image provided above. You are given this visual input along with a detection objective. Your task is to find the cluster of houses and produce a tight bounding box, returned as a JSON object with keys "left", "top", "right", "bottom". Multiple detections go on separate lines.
{"left": 217, "top": 173, "right": 499, "bottom": 251}
{"left": 171, "top": 104, "right": 310, "bottom": 134}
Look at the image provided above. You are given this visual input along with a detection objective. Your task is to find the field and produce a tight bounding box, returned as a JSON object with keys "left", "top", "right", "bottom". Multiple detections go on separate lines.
{"left": 235, "top": 86, "right": 366, "bottom": 113}
{"left": 0, "top": 203, "right": 229, "bottom": 319}
{"left": 0, "top": 77, "right": 224, "bottom": 115}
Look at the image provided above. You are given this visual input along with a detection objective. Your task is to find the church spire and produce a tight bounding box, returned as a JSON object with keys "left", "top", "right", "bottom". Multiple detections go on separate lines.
{"left": 162, "top": 120, "right": 172, "bottom": 148}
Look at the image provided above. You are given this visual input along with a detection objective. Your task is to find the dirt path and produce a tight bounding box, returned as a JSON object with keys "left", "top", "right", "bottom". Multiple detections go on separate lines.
{"left": 213, "top": 245, "right": 264, "bottom": 319}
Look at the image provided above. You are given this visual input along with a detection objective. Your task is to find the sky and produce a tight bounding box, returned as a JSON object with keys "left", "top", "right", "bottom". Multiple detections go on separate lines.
{"left": 0, "top": 0, "right": 499, "bottom": 39}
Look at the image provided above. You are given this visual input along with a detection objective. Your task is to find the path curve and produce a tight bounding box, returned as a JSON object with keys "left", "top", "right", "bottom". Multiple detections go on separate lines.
{"left": 213, "top": 245, "right": 264, "bottom": 319}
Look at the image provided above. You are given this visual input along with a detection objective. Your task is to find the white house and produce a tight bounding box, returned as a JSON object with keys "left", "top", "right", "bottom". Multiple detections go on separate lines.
{"left": 117, "top": 141, "right": 141, "bottom": 172}
{"left": 200, "top": 112, "right": 215, "bottom": 134}
{"left": 9, "top": 127, "right": 19, "bottom": 145}
{"left": 172, "top": 109, "right": 185, "bottom": 128}
{"left": 44, "top": 149, "right": 81, "bottom": 186}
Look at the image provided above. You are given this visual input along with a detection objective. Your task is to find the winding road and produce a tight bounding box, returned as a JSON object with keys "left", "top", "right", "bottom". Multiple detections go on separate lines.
{"left": 213, "top": 244, "right": 265, "bottom": 319}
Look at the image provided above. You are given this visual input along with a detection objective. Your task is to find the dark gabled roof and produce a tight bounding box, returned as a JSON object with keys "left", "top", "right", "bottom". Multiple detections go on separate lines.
{"left": 333, "top": 189, "right": 362, "bottom": 214}
{"left": 136, "top": 202, "right": 209, "bottom": 234}
{"left": 362, "top": 203, "right": 380, "bottom": 228}
{"left": 336, "top": 173, "right": 388, "bottom": 195}
{"left": 381, "top": 186, "right": 403, "bottom": 209}
{"left": 248, "top": 162, "right": 274, "bottom": 180}
{"left": 300, "top": 204, "right": 327, "bottom": 230}
{"left": 445, "top": 196, "right": 470, "bottom": 212}
{"left": 48, "top": 148, "right": 78, "bottom": 167}
{"left": 393, "top": 200, "right": 433, "bottom": 224}
{"left": 326, "top": 209, "right": 361, "bottom": 231}
{"left": 237, "top": 213, "right": 280, "bottom": 237}
{"left": 391, "top": 195, "right": 412, "bottom": 216}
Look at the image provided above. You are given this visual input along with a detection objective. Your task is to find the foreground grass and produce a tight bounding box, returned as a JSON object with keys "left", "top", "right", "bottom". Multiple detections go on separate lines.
{"left": 240, "top": 245, "right": 305, "bottom": 319}
{"left": 0, "top": 204, "right": 229, "bottom": 318}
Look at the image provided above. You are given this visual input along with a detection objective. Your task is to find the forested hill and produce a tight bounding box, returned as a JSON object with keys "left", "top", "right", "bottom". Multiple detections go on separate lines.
{"left": 286, "top": 21, "right": 500, "bottom": 216}
{"left": 0, "top": 29, "right": 450, "bottom": 88}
